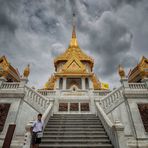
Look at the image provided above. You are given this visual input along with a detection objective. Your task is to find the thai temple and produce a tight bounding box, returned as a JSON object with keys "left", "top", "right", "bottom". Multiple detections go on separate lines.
{"left": 0, "top": 17, "right": 148, "bottom": 148}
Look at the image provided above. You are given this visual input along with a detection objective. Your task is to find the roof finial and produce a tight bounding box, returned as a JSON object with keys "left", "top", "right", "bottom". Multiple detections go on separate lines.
{"left": 72, "top": 13, "right": 76, "bottom": 38}
{"left": 69, "top": 13, "right": 78, "bottom": 47}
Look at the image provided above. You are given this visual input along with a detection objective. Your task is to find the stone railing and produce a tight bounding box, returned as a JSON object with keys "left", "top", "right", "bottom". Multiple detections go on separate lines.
{"left": 60, "top": 90, "right": 88, "bottom": 96}
{"left": 37, "top": 90, "right": 56, "bottom": 96}
{"left": 99, "top": 86, "right": 124, "bottom": 114}
{"left": 0, "top": 82, "right": 20, "bottom": 89}
{"left": 23, "top": 102, "right": 53, "bottom": 148}
{"left": 93, "top": 90, "right": 111, "bottom": 97}
{"left": 129, "top": 83, "right": 146, "bottom": 89}
{"left": 24, "top": 85, "right": 50, "bottom": 113}
{"left": 96, "top": 102, "right": 124, "bottom": 148}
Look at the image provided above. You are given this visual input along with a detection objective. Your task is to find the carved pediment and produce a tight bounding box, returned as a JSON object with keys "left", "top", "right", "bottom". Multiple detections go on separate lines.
{"left": 59, "top": 56, "right": 86, "bottom": 74}
{"left": 0, "top": 56, "right": 9, "bottom": 70}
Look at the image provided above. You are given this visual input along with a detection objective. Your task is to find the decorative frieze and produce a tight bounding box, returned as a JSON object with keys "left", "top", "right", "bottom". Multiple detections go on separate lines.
{"left": 70, "top": 103, "right": 79, "bottom": 111}
{"left": 81, "top": 103, "right": 89, "bottom": 111}
{"left": 59, "top": 103, "right": 68, "bottom": 111}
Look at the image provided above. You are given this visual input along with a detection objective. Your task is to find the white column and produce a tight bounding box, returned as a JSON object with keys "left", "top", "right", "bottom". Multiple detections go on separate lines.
{"left": 68, "top": 102, "right": 70, "bottom": 113}
{"left": 89, "top": 78, "right": 93, "bottom": 90}
{"left": 79, "top": 102, "right": 81, "bottom": 113}
{"left": 120, "top": 78, "right": 129, "bottom": 89}
{"left": 63, "top": 77, "right": 67, "bottom": 90}
{"left": 19, "top": 78, "right": 28, "bottom": 90}
{"left": 82, "top": 77, "right": 85, "bottom": 90}
{"left": 55, "top": 78, "right": 59, "bottom": 90}
{"left": 142, "top": 78, "right": 148, "bottom": 89}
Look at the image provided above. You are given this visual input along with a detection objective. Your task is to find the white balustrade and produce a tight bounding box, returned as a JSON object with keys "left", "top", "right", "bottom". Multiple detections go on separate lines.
{"left": 100, "top": 86, "right": 124, "bottom": 114}
{"left": 60, "top": 90, "right": 88, "bottom": 96}
{"left": 129, "top": 83, "right": 146, "bottom": 89}
{"left": 0, "top": 82, "right": 20, "bottom": 89}
{"left": 95, "top": 102, "right": 120, "bottom": 148}
{"left": 93, "top": 90, "right": 110, "bottom": 96}
{"left": 24, "top": 85, "right": 50, "bottom": 113}
{"left": 23, "top": 102, "right": 53, "bottom": 148}
{"left": 37, "top": 90, "right": 56, "bottom": 96}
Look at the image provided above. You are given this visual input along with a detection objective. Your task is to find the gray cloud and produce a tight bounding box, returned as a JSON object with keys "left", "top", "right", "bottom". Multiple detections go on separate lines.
{"left": 0, "top": 0, "right": 147, "bottom": 89}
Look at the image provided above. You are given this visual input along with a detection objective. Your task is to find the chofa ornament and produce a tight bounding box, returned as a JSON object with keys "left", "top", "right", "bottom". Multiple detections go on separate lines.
{"left": 23, "top": 64, "right": 30, "bottom": 78}
{"left": 118, "top": 65, "right": 126, "bottom": 79}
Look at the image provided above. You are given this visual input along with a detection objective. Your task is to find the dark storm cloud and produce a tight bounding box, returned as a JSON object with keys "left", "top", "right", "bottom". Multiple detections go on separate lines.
{"left": 88, "top": 11, "right": 133, "bottom": 76}
{"left": 0, "top": 12, "right": 17, "bottom": 32}
{"left": 0, "top": 0, "right": 147, "bottom": 88}
{"left": 109, "top": 0, "right": 143, "bottom": 9}
{"left": 0, "top": 0, "right": 19, "bottom": 32}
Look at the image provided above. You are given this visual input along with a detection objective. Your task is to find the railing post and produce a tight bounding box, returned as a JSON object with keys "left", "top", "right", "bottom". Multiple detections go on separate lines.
{"left": 23, "top": 121, "right": 33, "bottom": 148}
{"left": 120, "top": 78, "right": 129, "bottom": 89}
{"left": 0, "top": 77, "right": 6, "bottom": 88}
{"left": 114, "top": 120, "right": 126, "bottom": 148}
{"left": 142, "top": 78, "right": 148, "bottom": 89}
{"left": 19, "top": 78, "right": 28, "bottom": 90}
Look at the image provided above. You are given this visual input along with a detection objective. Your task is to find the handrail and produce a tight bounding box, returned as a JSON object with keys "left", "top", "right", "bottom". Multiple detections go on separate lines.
{"left": 93, "top": 90, "right": 110, "bottom": 96}
{"left": 23, "top": 102, "right": 53, "bottom": 148}
{"left": 95, "top": 102, "right": 119, "bottom": 148}
{"left": 0, "top": 82, "right": 20, "bottom": 89}
{"left": 42, "top": 102, "right": 53, "bottom": 129}
{"left": 24, "top": 85, "right": 49, "bottom": 113}
{"left": 129, "top": 83, "right": 146, "bottom": 89}
{"left": 37, "top": 90, "right": 56, "bottom": 96}
{"left": 99, "top": 86, "right": 124, "bottom": 114}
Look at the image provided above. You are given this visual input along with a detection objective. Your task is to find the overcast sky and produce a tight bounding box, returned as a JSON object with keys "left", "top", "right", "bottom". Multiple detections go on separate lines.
{"left": 0, "top": 0, "right": 148, "bottom": 89}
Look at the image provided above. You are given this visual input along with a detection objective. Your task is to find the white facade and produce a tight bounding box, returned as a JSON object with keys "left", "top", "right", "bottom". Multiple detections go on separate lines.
{"left": 0, "top": 77, "right": 148, "bottom": 148}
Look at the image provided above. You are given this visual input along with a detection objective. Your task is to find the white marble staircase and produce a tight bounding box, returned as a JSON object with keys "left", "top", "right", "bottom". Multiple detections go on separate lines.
{"left": 39, "top": 114, "right": 114, "bottom": 148}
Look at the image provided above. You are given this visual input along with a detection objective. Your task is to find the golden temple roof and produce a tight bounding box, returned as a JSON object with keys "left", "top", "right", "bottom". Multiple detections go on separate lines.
{"left": 128, "top": 56, "right": 148, "bottom": 82}
{"left": 54, "top": 25, "right": 94, "bottom": 69}
{"left": 0, "top": 55, "right": 20, "bottom": 82}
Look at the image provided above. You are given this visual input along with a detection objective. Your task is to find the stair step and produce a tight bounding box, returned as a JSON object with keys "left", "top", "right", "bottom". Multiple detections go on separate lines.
{"left": 41, "top": 139, "right": 111, "bottom": 143}
{"left": 39, "top": 114, "right": 114, "bottom": 148}
{"left": 50, "top": 117, "right": 99, "bottom": 120}
{"left": 46, "top": 125, "right": 103, "bottom": 128}
{"left": 53, "top": 114, "right": 97, "bottom": 117}
{"left": 49, "top": 119, "right": 100, "bottom": 122}
{"left": 47, "top": 121, "right": 101, "bottom": 125}
{"left": 39, "top": 143, "right": 113, "bottom": 148}
{"left": 42, "top": 135, "right": 108, "bottom": 138}
{"left": 44, "top": 127, "right": 105, "bottom": 131}
{"left": 43, "top": 131, "right": 106, "bottom": 135}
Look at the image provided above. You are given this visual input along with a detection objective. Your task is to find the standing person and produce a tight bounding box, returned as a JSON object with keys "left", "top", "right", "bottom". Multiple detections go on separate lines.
{"left": 31, "top": 114, "right": 44, "bottom": 148}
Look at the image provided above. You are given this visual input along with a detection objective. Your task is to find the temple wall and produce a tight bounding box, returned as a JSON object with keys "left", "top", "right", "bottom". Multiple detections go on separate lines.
{"left": 15, "top": 100, "right": 38, "bottom": 135}
{"left": 105, "top": 86, "right": 148, "bottom": 148}
{"left": 126, "top": 98, "right": 148, "bottom": 139}
{"left": 0, "top": 93, "right": 39, "bottom": 138}
{"left": 0, "top": 97, "right": 21, "bottom": 136}
{"left": 107, "top": 102, "right": 133, "bottom": 136}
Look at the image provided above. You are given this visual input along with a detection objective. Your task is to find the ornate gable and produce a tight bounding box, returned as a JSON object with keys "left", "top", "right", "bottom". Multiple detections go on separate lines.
{"left": 0, "top": 56, "right": 9, "bottom": 70}
{"left": 0, "top": 56, "right": 20, "bottom": 81}
{"left": 59, "top": 56, "right": 86, "bottom": 74}
{"left": 139, "top": 56, "right": 148, "bottom": 69}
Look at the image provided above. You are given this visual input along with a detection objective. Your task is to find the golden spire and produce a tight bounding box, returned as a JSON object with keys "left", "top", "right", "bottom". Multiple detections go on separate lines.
{"left": 69, "top": 13, "right": 79, "bottom": 48}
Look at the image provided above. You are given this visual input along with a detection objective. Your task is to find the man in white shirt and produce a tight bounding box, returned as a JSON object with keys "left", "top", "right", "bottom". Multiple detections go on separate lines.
{"left": 31, "top": 114, "right": 44, "bottom": 148}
